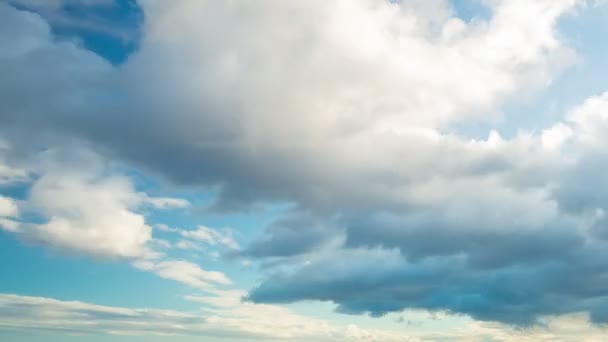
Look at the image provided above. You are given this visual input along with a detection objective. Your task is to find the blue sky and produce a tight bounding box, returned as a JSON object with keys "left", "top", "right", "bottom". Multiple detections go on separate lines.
{"left": 1, "top": 0, "right": 608, "bottom": 341}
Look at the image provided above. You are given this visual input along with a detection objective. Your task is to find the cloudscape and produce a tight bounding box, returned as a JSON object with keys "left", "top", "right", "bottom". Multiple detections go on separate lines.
{"left": 1, "top": 0, "right": 608, "bottom": 341}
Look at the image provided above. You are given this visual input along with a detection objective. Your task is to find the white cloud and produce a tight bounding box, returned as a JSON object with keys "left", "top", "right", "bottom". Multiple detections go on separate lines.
{"left": 14, "top": 166, "right": 153, "bottom": 259}
{"left": 135, "top": 0, "right": 578, "bottom": 133}
{"left": 157, "top": 224, "right": 240, "bottom": 250}
{"left": 0, "top": 147, "right": 191, "bottom": 260}
{"left": 0, "top": 195, "right": 18, "bottom": 218}
{"left": 567, "top": 91, "right": 608, "bottom": 148}
{"left": 1, "top": 293, "right": 607, "bottom": 341}
{"left": 0, "top": 144, "right": 225, "bottom": 294}
{"left": 154, "top": 223, "right": 178, "bottom": 233}
{"left": 133, "top": 260, "right": 231, "bottom": 288}
{"left": 181, "top": 225, "right": 239, "bottom": 250}
{"left": 142, "top": 196, "right": 190, "bottom": 210}
{"left": 174, "top": 239, "right": 201, "bottom": 251}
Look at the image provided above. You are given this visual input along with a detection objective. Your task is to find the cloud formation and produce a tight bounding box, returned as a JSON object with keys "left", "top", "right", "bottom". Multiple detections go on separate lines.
{"left": 245, "top": 92, "right": 608, "bottom": 324}
{"left": 2, "top": 0, "right": 608, "bottom": 329}
{"left": 0, "top": 148, "right": 186, "bottom": 259}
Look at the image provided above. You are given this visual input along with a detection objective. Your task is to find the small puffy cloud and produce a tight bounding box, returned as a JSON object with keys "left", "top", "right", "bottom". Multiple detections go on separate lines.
{"left": 175, "top": 239, "right": 202, "bottom": 251}
{"left": 133, "top": 260, "right": 231, "bottom": 288}
{"left": 160, "top": 224, "right": 240, "bottom": 250}
{"left": 181, "top": 226, "right": 239, "bottom": 250}
{"left": 13, "top": 166, "right": 153, "bottom": 259}
{"left": 0, "top": 147, "right": 190, "bottom": 260}
{"left": 567, "top": 91, "right": 608, "bottom": 148}
{"left": 0, "top": 195, "right": 18, "bottom": 218}
{"left": 142, "top": 196, "right": 190, "bottom": 210}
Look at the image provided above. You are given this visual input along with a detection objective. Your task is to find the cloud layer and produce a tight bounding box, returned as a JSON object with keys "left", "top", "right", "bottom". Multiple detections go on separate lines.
{"left": 1, "top": 293, "right": 608, "bottom": 341}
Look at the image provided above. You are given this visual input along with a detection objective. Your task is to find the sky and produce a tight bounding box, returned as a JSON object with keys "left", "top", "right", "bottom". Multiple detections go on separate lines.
{"left": 1, "top": 0, "right": 608, "bottom": 341}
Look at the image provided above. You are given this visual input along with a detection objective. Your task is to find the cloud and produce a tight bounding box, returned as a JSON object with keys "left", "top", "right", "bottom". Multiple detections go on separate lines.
{"left": 0, "top": 146, "right": 192, "bottom": 261}
{"left": 4, "top": 0, "right": 608, "bottom": 328}
{"left": 238, "top": 211, "right": 341, "bottom": 258}
{"left": 1, "top": 293, "right": 608, "bottom": 341}
{"left": 0, "top": 145, "right": 29, "bottom": 185}
{"left": 174, "top": 239, "right": 201, "bottom": 251}
{"left": 245, "top": 94, "right": 608, "bottom": 324}
{"left": 141, "top": 196, "right": 190, "bottom": 210}
{"left": 0, "top": 293, "right": 412, "bottom": 341}
{"left": 567, "top": 92, "right": 608, "bottom": 148}
{"left": 0, "top": 195, "right": 18, "bottom": 218}
{"left": 0, "top": 293, "right": 205, "bottom": 337}
{"left": 246, "top": 245, "right": 608, "bottom": 325}
{"left": 133, "top": 260, "right": 231, "bottom": 288}
{"left": 0, "top": 145, "right": 229, "bottom": 291}
{"left": 181, "top": 226, "right": 239, "bottom": 250}
{"left": 158, "top": 224, "right": 240, "bottom": 250}
{"left": 22, "top": 170, "right": 152, "bottom": 258}
{"left": 0, "top": 0, "right": 581, "bottom": 209}
{"left": 0, "top": 150, "right": 155, "bottom": 259}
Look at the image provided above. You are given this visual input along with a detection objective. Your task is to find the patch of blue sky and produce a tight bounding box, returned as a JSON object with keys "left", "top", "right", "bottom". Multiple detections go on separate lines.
{"left": 451, "top": 0, "right": 492, "bottom": 22}
{"left": 119, "top": 170, "right": 297, "bottom": 291}
{"left": 9, "top": 0, "right": 142, "bottom": 65}
{"left": 0, "top": 155, "right": 293, "bottom": 309}
{"left": 146, "top": 201, "right": 295, "bottom": 288}
{"left": 0, "top": 232, "right": 190, "bottom": 311}
{"left": 58, "top": 0, "right": 141, "bottom": 64}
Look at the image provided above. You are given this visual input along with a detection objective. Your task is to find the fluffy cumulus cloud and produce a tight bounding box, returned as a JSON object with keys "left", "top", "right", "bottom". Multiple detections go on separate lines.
{"left": 0, "top": 148, "right": 184, "bottom": 259}
{"left": 0, "top": 0, "right": 580, "bottom": 209}
{"left": 3, "top": 0, "right": 608, "bottom": 332}
{"left": 0, "top": 144, "right": 234, "bottom": 291}
{"left": 0, "top": 195, "right": 18, "bottom": 218}
{"left": 245, "top": 95, "right": 608, "bottom": 324}
{"left": 22, "top": 169, "right": 152, "bottom": 258}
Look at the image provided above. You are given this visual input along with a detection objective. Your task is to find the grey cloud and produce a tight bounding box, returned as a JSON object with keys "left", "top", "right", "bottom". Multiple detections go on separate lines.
{"left": 553, "top": 153, "right": 608, "bottom": 214}
{"left": 247, "top": 246, "right": 608, "bottom": 325}
{"left": 238, "top": 211, "right": 341, "bottom": 258}
{"left": 0, "top": 294, "right": 205, "bottom": 336}
{"left": 343, "top": 211, "right": 582, "bottom": 268}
